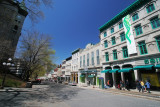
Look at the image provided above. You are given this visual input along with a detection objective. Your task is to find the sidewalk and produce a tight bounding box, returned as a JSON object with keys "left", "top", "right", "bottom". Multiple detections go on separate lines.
{"left": 79, "top": 85, "right": 160, "bottom": 101}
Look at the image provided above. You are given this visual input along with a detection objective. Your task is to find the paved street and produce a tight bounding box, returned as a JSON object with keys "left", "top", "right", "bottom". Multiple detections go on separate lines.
{"left": 0, "top": 82, "right": 160, "bottom": 107}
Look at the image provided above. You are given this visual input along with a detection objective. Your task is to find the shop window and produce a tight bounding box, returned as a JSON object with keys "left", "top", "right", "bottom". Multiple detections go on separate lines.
{"left": 132, "top": 13, "right": 139, "bottom": 21}
{"left": 135, "top": 25, "right": 143, "bottom": 36}
{"left": 111, "top": 28, "right": 114, "bottom": 33}
{"left": 104, "top": 40, "right": 108, "bottom": 48}
{"left": 146, "top": 4, "right": 155, "bottom": 13}
{"left": 120, "top": 32, "right": 126, "bottom": 42}
{"left": 104, "top": 32, "right": 107, "bottom": 37}
{"left": 105, "top": 52, "right": 109, "bottom": 62}
{"left": 112, "top": 36, "right": 116, "bottom": 45}
{"left": 156, "top": 36, "right": 160, "bottom": 52}
{"left": 122, "top": 46, "right": 128, "bottom": 58}
{"left": 113, "top": 50, "right": 118, "bottom": 60}
{"left": 138, "top": 41, "right": 148, "bottom": 55}
{"left": 119, "top": 22, "right": 123, "bottom": 29}
{"left": 150, "top": 17, "right": 160, "bottom": 29}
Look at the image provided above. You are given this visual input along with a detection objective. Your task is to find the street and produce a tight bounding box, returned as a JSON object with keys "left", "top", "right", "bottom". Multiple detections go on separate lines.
{"left": 0, "top": 82, "right": 160, "bottom": 107}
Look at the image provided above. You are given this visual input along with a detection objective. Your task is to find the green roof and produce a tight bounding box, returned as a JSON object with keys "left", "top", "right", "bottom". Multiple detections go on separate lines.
{"left": 72, "top": 48, "right": 80, "bottom": 54}
{"left": 101, "top": 69, "right": 111, "bottom": 73}
{"left": 155, "top": 65, "right": 160, "bottom": 69}
{"left": 109, "top": 69, "right": 119, "bottom": 73}
{"left": 99, "top": 0, "right": 151, "bottom": 32}
{"left": 118, "top": 68, "right": 133, "bottom": 73}
{"left": 88, "top": 75, "right": 95, "bottom": 78}
{"left": 133, "top": 65, "right": 153, "bottom": 70}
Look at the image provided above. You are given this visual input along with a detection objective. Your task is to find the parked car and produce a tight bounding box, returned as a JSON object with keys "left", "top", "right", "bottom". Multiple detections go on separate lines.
{"left": 68, "top": 82, "right": 77, "bottom": 86}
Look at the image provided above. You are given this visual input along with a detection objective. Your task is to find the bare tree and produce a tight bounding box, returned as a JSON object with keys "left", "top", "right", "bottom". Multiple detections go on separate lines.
{"left": 22, "top": 0, "right": 53, "bottom": 24}
{"left": 19, "top": 31, "right": 55, "bottom": 81}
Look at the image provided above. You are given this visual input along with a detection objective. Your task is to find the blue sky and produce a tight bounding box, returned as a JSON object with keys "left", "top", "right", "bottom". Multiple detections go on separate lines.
{"left": 21, "top": 0, "right": 136, "bottom": 65}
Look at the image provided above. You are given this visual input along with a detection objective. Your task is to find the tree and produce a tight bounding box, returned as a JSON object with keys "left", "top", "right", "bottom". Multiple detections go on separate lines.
{"left": 19, "top": 31, "right": 55, "bottom": 81}
{"left": 0, "top": 0, "right": 53, "bottom": 24}
{"left": 21, "top": 0, "right": 53, "bottom": 24}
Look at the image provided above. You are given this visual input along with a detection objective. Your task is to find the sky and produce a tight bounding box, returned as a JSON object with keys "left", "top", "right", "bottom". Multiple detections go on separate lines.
{"left": 21, "top": 0, "right": 137, "bottom": 65}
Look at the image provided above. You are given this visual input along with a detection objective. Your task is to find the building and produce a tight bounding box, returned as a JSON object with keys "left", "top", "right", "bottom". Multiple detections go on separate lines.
{"left": 71, "top": 48, "right": 81, "bottom": 83}
{"left": 65, "top": 56, "right": 72, "bottom": 82}
{"left": 99, "top": 0, "right": 160, "bottom": 89}
{"left": 79, "top": 43, "right": 102, "bottom": 86}
{"left": 0, "top": 0, "right": 28, "bottom": 58}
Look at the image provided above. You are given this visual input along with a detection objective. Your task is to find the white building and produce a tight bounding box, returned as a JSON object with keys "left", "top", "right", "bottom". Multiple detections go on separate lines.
{"left": 79, "top": 43, "right": 102, "bottom": 86}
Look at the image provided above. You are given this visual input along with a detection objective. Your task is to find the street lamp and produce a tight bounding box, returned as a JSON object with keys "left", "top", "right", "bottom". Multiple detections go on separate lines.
{"left": 0, "top": 58, "right": 13, "bottom": 89}
{"left": 91, "top": 74, "right": 96, "bottom": 88}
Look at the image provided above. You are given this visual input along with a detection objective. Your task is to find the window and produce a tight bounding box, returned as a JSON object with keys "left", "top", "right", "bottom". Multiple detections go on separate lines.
{"left": 150, "top": 17, "right": 160, "bottom": 29}
{"left": 156, "top": 36, "right": 160, "bottom": 52}
{"left": 104, "top": 40, "right": 108, "bottom": 48}
{"left": 132, "top": 13, "right": 139, "bottom": 21}
{"left": 105, "top": 52, "right": 109, "bottom": 62}
{"left": 122, "top": 46, "right": 128, "bottom": 58}
{"left": 96, "top": 50, "right": 100, "bottom": 65}
{"left": 119, "top": 22, "right": 123, "bottom": 29}
{"left": 146, "top": 4, "right": 155, "bottom": 13}
{"left": 111, "top": 28, "right": 114, "bottom": 33}
{"left": 104, "top": 32, "right": 107, "bottom": 37}
{"left": 120, "top": 32, "right": 126, "bottom": 42}
{"left": 91, "top": 52, "right": 94, "bottom": 65}
{"left": 87, "top": 53, "right": 89, "bottom": 66}
{"left": 112, "top": 36, "right": 116, "bottom": 45}
{"left": 135, "top": 25, "right": 143, "bottom": 35}
{"left": 138, "top": 41, "right": 148, "bottom": 55}
{"left": 80, "top": 56, "right": 82, "bottom": 67}
{"left": 83, "top": 55, "right": 85, "bottom": 67}
{"left": 113, "top": 50, "right": 118, "bottom": 60}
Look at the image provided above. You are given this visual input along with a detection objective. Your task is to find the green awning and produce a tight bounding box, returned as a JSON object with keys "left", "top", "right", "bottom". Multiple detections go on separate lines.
{"left": 155, "top": 65, "right": 160, "bottom": 69}
{"left": 80, "top": 75, "right": 85, "bottom": 77}
{"left": 118, "top": 68, "right": 133, "bottom": 73}
{"left": 101, "top": 69, "right": 111, "bottom": 73}
{"left": 88, "top": 75, "right": 95, "bottom": 78}
{"left": 109, "top": 69, "right": 119, "bottom": 73}
{"left": 133, "top": 65, "right": 153, "bottom": 70}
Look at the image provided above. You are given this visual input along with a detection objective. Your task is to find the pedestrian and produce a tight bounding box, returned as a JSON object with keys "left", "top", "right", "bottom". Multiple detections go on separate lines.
{"left": 120, "top": 80, "right": 125, "bottom": 90}
{"left": 140, "top": 80, "right": 145, "bottom": 93}
{"left": 136, "top": 80, "right": 141, "bottom": 92}
{"left": 145, "top": 80, "right": 151, "bottom": 93}
{"left": 107, "top": 80, "right": 110, "bottom": 87}
{"left": 125, "top": 79, "right": 130, "bottom": 91}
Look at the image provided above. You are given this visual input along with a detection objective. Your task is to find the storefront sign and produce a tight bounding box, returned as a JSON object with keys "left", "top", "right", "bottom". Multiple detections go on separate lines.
{"left": 123, "top": 15, "right": 137, "bottom": 55}
{"left": 144, "top": 58, "right": 160, "bottom": 64}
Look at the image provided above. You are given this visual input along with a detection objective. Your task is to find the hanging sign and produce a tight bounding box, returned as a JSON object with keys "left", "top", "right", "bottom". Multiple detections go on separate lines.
{"left": 123, "top": 15, "right": 137, "bottom": 55}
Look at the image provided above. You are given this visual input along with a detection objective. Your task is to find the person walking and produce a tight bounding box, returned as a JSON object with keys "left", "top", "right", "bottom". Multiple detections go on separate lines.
{"left": 140, "top": 80, "right": 145, "bottom": 93}
{"left": 136, "top": 80, "right": 141, "bottom": 92}
{"left": 145, "top": 80, "right": 151, "bottom": 93}
{"left": 125, "top": 79, "right": 130, "bottom": 91}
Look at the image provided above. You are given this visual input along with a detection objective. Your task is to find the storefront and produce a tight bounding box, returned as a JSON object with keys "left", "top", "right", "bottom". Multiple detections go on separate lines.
{"left": 71, "top": 72, "right": 78, "bottom": 83}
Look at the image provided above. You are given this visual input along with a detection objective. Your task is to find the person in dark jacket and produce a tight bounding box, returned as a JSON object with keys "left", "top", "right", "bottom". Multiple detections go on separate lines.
{"left": 125, "top": 79, "right": 130, "bottom": 91}
{"left": 136, "top": 80, "right": 141, "bottom": 92}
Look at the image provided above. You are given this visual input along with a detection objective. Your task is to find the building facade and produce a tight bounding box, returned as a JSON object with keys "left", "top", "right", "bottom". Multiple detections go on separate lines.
{"left": 99, "top": 0, "right": 160, "bottom": 89}
{"left": 71, "top": 49, "right": 80, "bottom": 83}
{"left": 79, "top": 43, "right": 102, "bottom": 86}
{"left": 65, "top": 57, "right": 72, "bottom": 82}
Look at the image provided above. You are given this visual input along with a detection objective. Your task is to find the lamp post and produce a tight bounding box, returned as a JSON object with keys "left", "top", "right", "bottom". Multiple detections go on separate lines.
{"left": 0, "top": 58, "right": 13, "bottom": 89}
